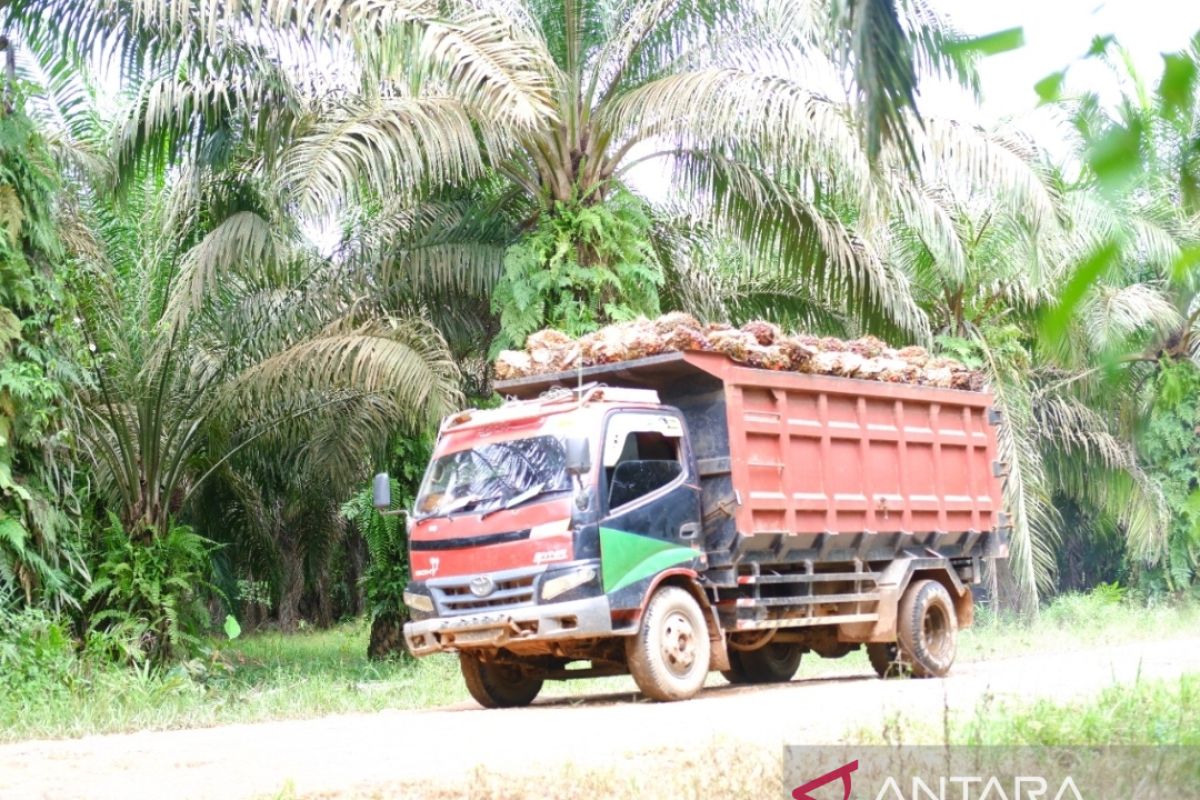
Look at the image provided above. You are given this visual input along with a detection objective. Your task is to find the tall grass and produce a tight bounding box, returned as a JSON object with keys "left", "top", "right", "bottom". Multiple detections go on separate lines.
{"left": 0, "top": 620, "right": 468, "bottom": 743}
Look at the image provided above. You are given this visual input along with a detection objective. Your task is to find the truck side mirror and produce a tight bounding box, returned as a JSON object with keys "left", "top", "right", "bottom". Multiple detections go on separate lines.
{"left": 372, "top": 472, "right": 391, "bottom": 510}
{"left": 565, "top": 437, "right": 591, "bottom": 476}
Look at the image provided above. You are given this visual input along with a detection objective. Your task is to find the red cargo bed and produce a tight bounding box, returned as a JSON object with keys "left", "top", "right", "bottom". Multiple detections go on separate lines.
{"left": 495, "top": 351, "right": 1003, "bottom": 542}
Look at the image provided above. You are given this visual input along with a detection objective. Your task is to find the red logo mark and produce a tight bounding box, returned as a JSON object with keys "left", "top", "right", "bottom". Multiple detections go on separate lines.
{"left": 792, "top": 760, "right": 859, "bottom": 800}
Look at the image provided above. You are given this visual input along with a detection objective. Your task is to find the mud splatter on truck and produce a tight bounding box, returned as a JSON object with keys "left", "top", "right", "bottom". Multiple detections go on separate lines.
{"left": 376, "top": 348, "right": 1008, "bottom": 706}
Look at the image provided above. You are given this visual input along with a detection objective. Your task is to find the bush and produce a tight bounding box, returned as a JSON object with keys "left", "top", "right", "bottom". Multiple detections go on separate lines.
{"left": 83, "top": 514, "right": 218, "bottom": 666}
{"left": 0, "top": 602, "right": 76, "bottom": 692}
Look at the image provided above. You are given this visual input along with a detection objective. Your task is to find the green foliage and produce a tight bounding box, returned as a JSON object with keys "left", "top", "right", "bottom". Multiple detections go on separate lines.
{"left": 83, "top": 514, "right": 218, "bottom": 666}
{"left": 342, "top": 436, "right": 431, "bottom": 622}
{"left": 0, "top": 99, "right": 82, "bottom": 609}
{"left": 961, "top": 674, "right": 1200, "bottom": 746}
{"left": 1140, "top": 360, "right": 1200, "bottom": 591}
{"left": 491, "top": 189, "right": 663, "bottom": 352}
{"left": 932, "top": 334, "right": 985, "bottom": 369}
{"left": 0, "top": 601, "right": 77, "bottom": 693}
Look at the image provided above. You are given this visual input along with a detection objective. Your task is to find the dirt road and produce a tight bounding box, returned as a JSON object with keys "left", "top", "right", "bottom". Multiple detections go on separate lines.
{"left": 3, "top": 637, "right": 1199, "bottom": 800}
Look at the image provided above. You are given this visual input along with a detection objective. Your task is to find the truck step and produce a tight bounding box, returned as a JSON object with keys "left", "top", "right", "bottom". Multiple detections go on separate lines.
{"left": 706, "top": 550, "right": 735, "bottom": 569}
{"left": 732, "top": 612, "right": 879, "bottom": 630}
{"left": 735, "top": 591, "right": 879, "bottom": 607}
{"left": 702, "top": 568, "right": 738, "bottom": 587}
{"left": 736, "top": 571, "right": 880, "bottom": 585}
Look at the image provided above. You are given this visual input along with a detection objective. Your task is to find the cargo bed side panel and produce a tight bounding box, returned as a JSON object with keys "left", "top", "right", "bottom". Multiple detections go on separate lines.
{"left": 702, "top": 356, "right": 1001, "bottom": 537}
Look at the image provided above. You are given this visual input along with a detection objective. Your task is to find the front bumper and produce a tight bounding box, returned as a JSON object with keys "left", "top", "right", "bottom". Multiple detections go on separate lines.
{"left": 404, "top": 594, "right": 614, "bottom": 656}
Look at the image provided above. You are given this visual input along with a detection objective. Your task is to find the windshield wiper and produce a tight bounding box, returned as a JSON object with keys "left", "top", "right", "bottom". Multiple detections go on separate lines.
{"left": 480, "top": 482, "right": 566, "bottom": 520}
{"left": 443, "top": 493, "right": 507, "bottom": 515}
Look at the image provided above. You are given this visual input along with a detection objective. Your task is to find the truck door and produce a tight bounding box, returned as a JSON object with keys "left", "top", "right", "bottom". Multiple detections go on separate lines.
{"left": 597, "top": 410, "right": 704, "bottom": 612}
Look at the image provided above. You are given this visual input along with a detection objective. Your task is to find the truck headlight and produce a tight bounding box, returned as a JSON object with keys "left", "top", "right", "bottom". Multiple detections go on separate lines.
{"left": 403, "top": 591, "right": 434, "bottom": 613}
{"left": 541, "top": 567, "right": 596, "bottom": 601}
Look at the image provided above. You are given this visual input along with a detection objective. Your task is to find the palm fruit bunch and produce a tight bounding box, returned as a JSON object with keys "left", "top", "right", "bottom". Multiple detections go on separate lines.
{"left": 493, "top": 315, "right": 984, "bottom": 390}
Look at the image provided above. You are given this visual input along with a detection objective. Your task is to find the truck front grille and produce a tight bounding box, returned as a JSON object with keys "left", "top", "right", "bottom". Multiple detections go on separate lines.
{"left": 431, "top": 573, "right": 538, "bottom": 615}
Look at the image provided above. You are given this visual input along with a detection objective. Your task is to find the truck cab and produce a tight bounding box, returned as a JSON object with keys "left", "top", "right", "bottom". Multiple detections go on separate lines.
{"left": 395, "top": 385, "right": 713, "bottom": 705}
{"left": 376, "top": 352, "right": 1008, "bottom": 707}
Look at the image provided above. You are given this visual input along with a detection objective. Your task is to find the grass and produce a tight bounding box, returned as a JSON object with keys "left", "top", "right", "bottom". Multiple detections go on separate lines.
{"left": 0, "top": 620, "right": 466, "bottom": 743}
{"left": 853, "top": 670, "right": 1200, "bottom": 748}
{"left": 1, "top": 590, "right": 1197, "bottom": 743}
{"left": 961, "top": 672, "right": 1200, "bottom": 745}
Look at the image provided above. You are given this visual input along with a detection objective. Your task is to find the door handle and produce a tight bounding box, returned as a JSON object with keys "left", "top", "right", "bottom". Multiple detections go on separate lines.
{"left": 679, "top": 522, "right": 701, "bottom": 540}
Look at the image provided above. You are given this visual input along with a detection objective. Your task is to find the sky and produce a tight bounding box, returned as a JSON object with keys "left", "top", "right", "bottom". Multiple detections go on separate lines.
{"left": 926, "top": 0, "right": 1200, "bottom": 126}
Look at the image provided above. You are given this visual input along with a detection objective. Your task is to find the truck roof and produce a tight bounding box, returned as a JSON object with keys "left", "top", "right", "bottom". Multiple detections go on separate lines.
{"left": 440, "top": 384, "right": 663, "bottom": 436}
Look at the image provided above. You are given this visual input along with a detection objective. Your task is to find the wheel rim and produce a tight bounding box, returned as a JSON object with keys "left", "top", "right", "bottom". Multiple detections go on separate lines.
{"left": 497, "top": 664, "right": 525, "bottom": 685}
{"left": 922, "top": 603, "right": 952, "bottom": 662}
{"left": 660, "top": 610, "right": 697, "bottom": 677}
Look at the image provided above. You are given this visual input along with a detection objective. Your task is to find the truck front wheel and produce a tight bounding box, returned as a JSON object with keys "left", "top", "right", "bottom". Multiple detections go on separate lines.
{"left": 626, "top": 586, "right": 711, "bottom": 701}
{"left": 895, "top": 579, "right": 958, "bottom": 678}
{"left": 459, "top": 653, "right": 544, "bottom": 708}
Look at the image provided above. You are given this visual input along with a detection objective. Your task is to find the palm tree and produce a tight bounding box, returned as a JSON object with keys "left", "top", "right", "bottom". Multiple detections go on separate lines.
{"left": 1054, "top": 38, "right": 1200, "bottom": 591}
{"left": 69, "top": 158, "right": 462, "bottom": 613}
{"left": 11, "top": 1, "right": 1120, "bottom": 614}
{"left": 4, "top": 0, "right": 987, "bottom": 352}
{"left": 3, "top": 26, "right": 463, "bottom": 621}
{"left": 882, "top": 101, "right": 1188, "bottom": 608}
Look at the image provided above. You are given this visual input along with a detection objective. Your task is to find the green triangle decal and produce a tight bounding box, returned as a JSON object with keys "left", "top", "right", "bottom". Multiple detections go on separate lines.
{"left": 600, "top": 527, "right": 697, "bottom": 594}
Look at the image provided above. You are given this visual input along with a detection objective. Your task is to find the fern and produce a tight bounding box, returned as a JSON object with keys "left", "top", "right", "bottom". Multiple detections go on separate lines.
{"left": 490, "top": 188, "right": 664, "bottom": 353}
{"left": 0, "top": 97, "right": 84, "bottom": 611}
{"left": 341, "top": 436, "right": 430, "bottom": 621}
{"left": 83, "top": 514, "right": 217, "bottom": 667}
{"left": 1139, "top": 360, "right": 1200, "bottom": 594}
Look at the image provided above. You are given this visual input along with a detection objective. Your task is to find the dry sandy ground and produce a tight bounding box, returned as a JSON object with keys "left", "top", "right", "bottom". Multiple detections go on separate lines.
{"left": 2, "top": 637, "right": 1199, "bottom": 800}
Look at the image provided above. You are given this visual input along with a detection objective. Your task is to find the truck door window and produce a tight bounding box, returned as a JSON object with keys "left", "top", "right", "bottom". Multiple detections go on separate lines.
{"left": 603, "top": 414, "right": 684, "bottom": 511}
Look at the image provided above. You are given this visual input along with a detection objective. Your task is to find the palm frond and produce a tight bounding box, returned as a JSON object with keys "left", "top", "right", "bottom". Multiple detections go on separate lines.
{"left": 976, "top": 335, "right": 1059, "bottom": 609}
{"left": 278, "top": 97, "right": 487, "bottom": 216}
{"left": 1081, "top": 283, "right": 1181, "bottom": 355}
{"left": 218, "top": 317, "right": 462, "bottom": 430}
{"left": 670, "top": 151, "right": 929, "bottom": 341}
{"left": 1035, "top": 392, "right": 1169, "bottom": 561}
{"left": 603, "top": 68, "right": 870, "bottom": 193}
{"left": 163, "top": 210, "right": 283, "bottom": 329}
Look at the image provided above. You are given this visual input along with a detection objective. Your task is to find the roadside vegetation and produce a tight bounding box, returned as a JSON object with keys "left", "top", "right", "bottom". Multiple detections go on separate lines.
{"left": 1, "top": 0, "right": 1200, "bottom": 743}
{"left": 2, "top": 587, "right": 1194, "bottom": 743}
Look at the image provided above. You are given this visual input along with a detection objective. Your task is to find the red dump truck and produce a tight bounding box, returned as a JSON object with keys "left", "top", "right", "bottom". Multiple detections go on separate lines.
{"left": 373, "top": 351, "right": 1008, "bottom": 706}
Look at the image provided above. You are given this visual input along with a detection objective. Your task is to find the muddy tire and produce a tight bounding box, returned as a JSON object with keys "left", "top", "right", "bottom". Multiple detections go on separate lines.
{"left": 626, "top": 586, "right": 710, "bottom": 701}
{"left": 459, "top": 653, "right": 544, "bottom": 708}
{"left": 721, "top": 650, "right": 749, "bottom": 684}
{"left": 721, "top": 651, "right": 744, "bottom": 684}
{"left": 896, "top": 579, "right": 958, "bottom": 678}
{"left": 866, "top": 642, "right": 910, "bottom": 678}
{"left": 734, "top": 642, "right": 803, "bottom": 683}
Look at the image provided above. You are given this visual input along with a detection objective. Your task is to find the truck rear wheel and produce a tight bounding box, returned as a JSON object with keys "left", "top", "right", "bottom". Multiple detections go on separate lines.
{"left": 866, "top": 642, "right": 910, "bottom": 678}
{"left": 721, "top": 650, "right": 749, "bottom": 684}
{"left": 626, "top": 586, "right": 710, "bottom": 701}
{"left": 730, "top": 642, "right": 803, "bottom": 683}
{"left": 459, "top": 653, "right": 544, "bottom": 708}
{"left": 895, "top": 579, "right": 958, "bottom": 678}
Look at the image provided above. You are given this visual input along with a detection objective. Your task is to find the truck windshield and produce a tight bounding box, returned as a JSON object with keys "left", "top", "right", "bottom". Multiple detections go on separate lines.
{"left": 414, "top": 435, "right": 573, "bottom": 519}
